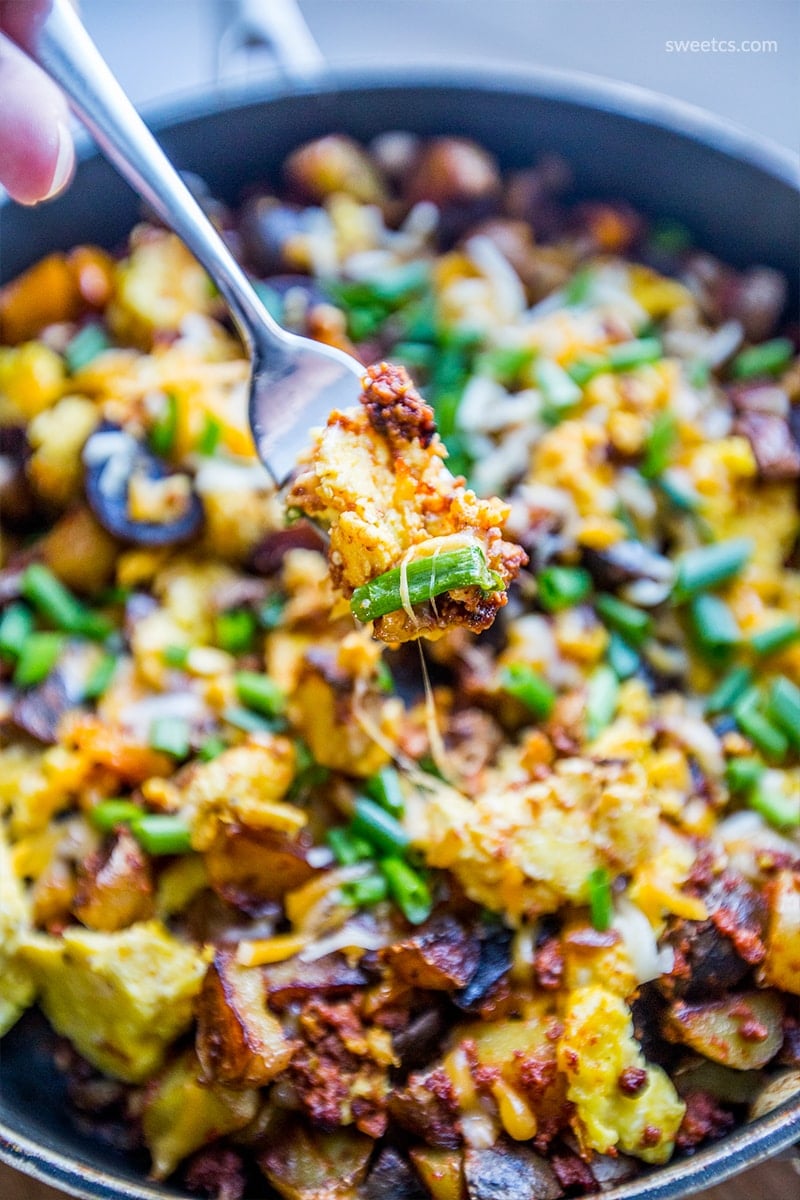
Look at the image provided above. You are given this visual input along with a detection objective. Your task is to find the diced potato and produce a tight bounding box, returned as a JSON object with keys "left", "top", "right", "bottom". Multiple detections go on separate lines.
{"left": 108, "top": 231, "right": 213, "bottom": 346}
{"left": 142, "top": 1049, "right": 258, "bottom": 1180}
{"left": 291, "top": 670, "right": 401, "bottom": 778}
{"left": 180, "top": 739, "right": 300, "bottom": 851}
{"left": 760, "top": 870, "right": 800, "bottom": 995}
{"left": 26, "top": 396, "right": 99, "bottom": 508}
{"left": 449, "top": 1005, "right": 568, "bottom": 1139}
{"left": 196, "top": 951, "right": 296, "bottom": 1086}
{"left": 558, "top": 985, "right": 685, "bottom": 1164}
{"left": 204, "top": 824, "right": 317, "bottom": 909}
{"left": 41, "top": 507, "right": 119, "bottom": 594}
{"left": 749, "top": 1070, "right": 800, "bottom": 1121}
{"left": 0, "top": 254, "right": 80, "bottom": 344}
{"left": 0, "top": 832, "right": 35, "bottom": 1035}
{"left": 663, "top": 990, "right": 785, "bottom": 1070}
{"left": 18, "top": 920, "right": 207, "bottom": 1081}
{"left": 0, "top": 342, "right": 65, "bottom": 422}
{"left": 72, "top": 827, "right": 155, "bottom": 932}
{"left": 409, "top": 1147, "right": 466, "bottom": 1200}
{"left": 259, "top": 1121, "right": 372, "bottom": 1200}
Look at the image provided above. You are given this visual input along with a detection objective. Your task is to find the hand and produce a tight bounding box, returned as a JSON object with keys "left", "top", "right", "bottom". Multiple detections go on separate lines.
{"left": 0, "top": 0, "right": 74, "bottom": 203}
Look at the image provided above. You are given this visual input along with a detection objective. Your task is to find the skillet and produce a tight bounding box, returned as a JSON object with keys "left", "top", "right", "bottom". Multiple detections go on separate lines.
{"left": 1, "top": 8, "right": 799, "bottom": 1199}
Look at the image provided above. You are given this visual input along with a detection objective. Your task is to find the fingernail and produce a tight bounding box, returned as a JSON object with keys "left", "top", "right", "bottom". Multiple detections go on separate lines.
{"left": 42, "top": 121, "right": 74, "bottom": 201}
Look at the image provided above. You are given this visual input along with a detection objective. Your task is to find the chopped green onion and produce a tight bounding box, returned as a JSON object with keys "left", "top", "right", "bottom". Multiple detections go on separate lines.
{"left": 749, "top": 772, "right": 800, "bottom": 830}
{"left": 587, "top": 866, "right": 613, "bottom": 932}
{"left": 501, "top": 663, "right": 556, "bottom": 720}
{"left": 567, "top": 355, "right": 607, "bottom": 387}
{"left": 258, "top": 595, "right": 286, "bottom": 630}
{"left": 535, "top": 358, "right": 582, "bottom": 422}
{"left": 476, "top": 345, "right": 536, "bottom": 384}
{"left": 149, "top": 716, "right": 191, "bottom": 760}
{"left": 235, "top": 671, "right": 284, "bottom": 716}
{"left": 215, "top": 610, "right": 257, "bottom": 655}
{"left": 374, "top": 659, "right": 395, "bottom": 694}
{"left": 734, "top": 690, "right": 788, "bottom": 763}
{"left": 196, "top": 413, "right": 222, "bottom": 456}
{"left": 657, "top": 473, "right": 700, "bottom": 513}
{"left": 640, "top": 412, "right": 677, "bottom": 479}
{"left": 327, "top": 826, "right": 374, "bottom": 866}
{"left": 595, "top": 594, "right": 653, "bottom": 647}
{"left": 431, "top": 343, "right": 470, "bottom": 439}
{"left": 766, "top": 677, "right": 800, "bottom": 750}
{"left": 751, "top": 620, "right": 800, "bottom": 658}
{"left": 0, "top": 603, "right": 34, "bottom": 660}
{"left": 13, "top": 632, "right": 64, "bottom": 687}
{"left": 222, "top": 705, "right": 277, "bottom": 734}
{"left": 351, "top": 797, "right": 409, "bottom": 857}
{"left": 672, "top": 538, "right": 753, "bottom": 602}
{"left": 21, "top": 563, "right": 111, "bottom": 639}
{"left": 163, "top": 644, "right": 189, "bottom": 668}
{"left": 149, "top": 392, "right": 179, "bottom": 457}
{"left": 392, "top": 341, "right": 437, "bottom": 373}
{"left": 731, "top": 338, "right": 794, "bottom": 381}
{"left": 365, "top": 767, "right": 405, "bottom": 817}
{"left": 130, "top": 814, "right": 193, "bottom": 856}
{"left": 343, "top": 873, "right": 389, "bottom": 908}
{"left": 607, "top": 337, "right": 663, "bottom": 371}
{"left": 89, "top": 799, "right": 142, "bottom": 834}
{"left": 687, "top": 360, "right": 711, "bottom": 388}
{"left": 705, "top": 666, "right": 753, "bottom": 715}
{"left": 689, "top": 593, "right": 741, "bottom": 662}
{"left": 564, "top": 265, "right": 594, "bottom": 306}
{"left": 649, "top": 218, "right": 692, "bottom": 255}
{"left": 82, "top": 653, "right": 117, "bottom": 701}
{"left": 607, "top": 632, "right": 640, "bottom": 681}
{"left": 725, "top": 756, "right": 764, "bottom": 794}
{"left": 198, "top": 736, "right": 227, "bottom": 762}
{"left": 381, "top": 857, "right": 432, "bottom": 925}
{"left": 586, "top": 665, "right": 619, "bottom": 740}
{"left": 537, "top": 565, "right": 592, "bottom": 612}
{"left": 64, "top": 323, "right": 110, "bottom": 373}
{"left": 350, "top": 545, "right": 499, "bottom": 624}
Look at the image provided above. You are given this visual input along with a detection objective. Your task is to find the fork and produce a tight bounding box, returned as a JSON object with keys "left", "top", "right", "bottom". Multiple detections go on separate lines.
{"left": 10, "top": 0, "right": 363, "bottom": 486}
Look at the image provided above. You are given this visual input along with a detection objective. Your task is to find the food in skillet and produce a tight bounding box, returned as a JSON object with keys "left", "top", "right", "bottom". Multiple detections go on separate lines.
{"left": 1, "top": 131, "right": 799, "bottom": 1200}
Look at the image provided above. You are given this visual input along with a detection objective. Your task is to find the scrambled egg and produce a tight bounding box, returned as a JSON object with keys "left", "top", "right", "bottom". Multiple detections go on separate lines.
{"left": 288, "top": 362, "right": 525, "bottom": 641}
{"left": 18, "top": 921, "right": 208, "bottom": 1082}
{"left": 0, "top": 832, "right": 35, "bottom": 1036}
{"left": 558, "top": 986, "right": 685, "bottom": 1164}
{"left": 413, "top": 757, "right": 658, "bottom": 923}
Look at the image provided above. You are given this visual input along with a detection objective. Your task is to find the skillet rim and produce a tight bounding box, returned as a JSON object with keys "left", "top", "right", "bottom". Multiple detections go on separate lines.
{"left": 1, "top": 60, "right": 798, "bottom": 1200}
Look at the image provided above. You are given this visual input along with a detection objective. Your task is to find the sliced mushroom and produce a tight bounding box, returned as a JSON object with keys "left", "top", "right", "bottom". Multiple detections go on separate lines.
{"left": 239, "top": 199, "right": 315, "bottom": 275}
{"left": 464, "top": 1143, "right": 563, "bottom": 1200}
{"left": 364, "top": 1147, "right": 427, "bottom": 1200}
{"left": 82, "top": 421, "right": 203, "bottom": 546}
{"left": 11, "top": 642, "right": 95, "bottom": 744}
{"left": 733, "top": 410, "right": 800, "bottom": 481}
{"left": 453, "top": 921, "right": 513, "bottom": 1012}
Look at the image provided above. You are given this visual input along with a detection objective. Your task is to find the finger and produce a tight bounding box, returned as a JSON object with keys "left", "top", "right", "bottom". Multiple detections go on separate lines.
{"left": 0, "top": 31, "right": 74, "bottom": 204}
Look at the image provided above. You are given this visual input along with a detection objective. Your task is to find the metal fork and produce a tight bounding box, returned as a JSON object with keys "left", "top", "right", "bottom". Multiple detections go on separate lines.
{"left": 11, "top": 0, "right": 363, "bottom": 486}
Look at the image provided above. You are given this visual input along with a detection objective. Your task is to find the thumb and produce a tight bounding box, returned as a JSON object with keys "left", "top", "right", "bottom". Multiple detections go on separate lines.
{"left": 0, "top": 31, "right": 74, "bottom": 204}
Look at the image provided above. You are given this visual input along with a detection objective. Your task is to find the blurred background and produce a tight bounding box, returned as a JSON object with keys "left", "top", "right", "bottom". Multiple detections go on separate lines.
{"left": 79, "top": 0, "right": 799, "bottom": 152}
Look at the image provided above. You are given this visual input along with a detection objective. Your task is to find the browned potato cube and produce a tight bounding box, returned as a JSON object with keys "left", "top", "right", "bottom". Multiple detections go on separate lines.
{"left": 195, "top": 950, "right": 296, "bottom": 1087}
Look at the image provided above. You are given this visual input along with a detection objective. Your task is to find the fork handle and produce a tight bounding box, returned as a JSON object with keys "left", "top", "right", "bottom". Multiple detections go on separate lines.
{"left": 11, "top": 0, "right": 276, "bottom": 351}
